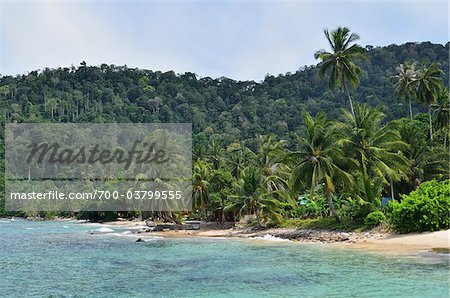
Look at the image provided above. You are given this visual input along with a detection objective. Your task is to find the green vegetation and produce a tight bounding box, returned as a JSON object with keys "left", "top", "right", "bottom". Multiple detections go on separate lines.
{"left": 0, "top": 28, "right": 448, "bottom": 233}
{"left": 364, "top": 211, "right": 386, "bottom": 229}
{"left": 314, "top": 27, "right": 366, "bottom": 117}
{"left": 387, "top": 180, "right": 450, "bottom": 233}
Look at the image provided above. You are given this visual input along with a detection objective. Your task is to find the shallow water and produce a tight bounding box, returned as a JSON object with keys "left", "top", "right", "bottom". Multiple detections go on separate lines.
{"left": 0, "top": 220, "right": 448, "bottom": 297}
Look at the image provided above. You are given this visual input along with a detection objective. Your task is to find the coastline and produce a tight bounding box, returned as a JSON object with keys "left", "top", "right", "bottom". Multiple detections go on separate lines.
{"left": 99, "top": 220, "right": 450, "bottom": 256}
{"left": 4, "top": 217, "right": 448, "bottom": 255}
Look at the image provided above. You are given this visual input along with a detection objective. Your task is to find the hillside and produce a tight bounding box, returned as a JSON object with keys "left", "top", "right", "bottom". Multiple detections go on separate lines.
{"left": 1, "top": 42, "right": 448, "bottom": 144}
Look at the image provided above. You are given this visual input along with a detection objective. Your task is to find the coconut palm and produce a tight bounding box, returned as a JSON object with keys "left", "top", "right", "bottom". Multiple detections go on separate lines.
{"left": 207, "top": 140, "right": 224, "bottom": 170}
{"left": 226, "top": 143, "right": 252, "bottom": 178}
{"left": 250, "top": 135, "right": 289, "bottom": 192}
{"left": 431, "top": 87, "right": 450, "bottom": 146}
{"left": 412, "top": 62, "right": 444, "bottom": 140}
{"left": 192, "top": 160, "right": 211, "bottom": 215}
{"left": 290, "top": 111, "right": 354, "bottom": 222}
{"left": 315, "top": 27, "right": 366, "bottom": 118}
{"left": 225, "top": 166, "right": 287, "bottom": 227}
{"left": 392, "top": 61, "right": 418, "bottom": 119}
{"left": 395, "top": 118, "right": 449, "bottom": 189}
{"left": 337, "top": 103, "right": 409, "bottom": 207}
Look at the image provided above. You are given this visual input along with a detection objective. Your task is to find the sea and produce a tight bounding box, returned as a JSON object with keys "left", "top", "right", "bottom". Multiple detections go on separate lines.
{"left": 0, "top": 220, "right": 448, "bottom": 297}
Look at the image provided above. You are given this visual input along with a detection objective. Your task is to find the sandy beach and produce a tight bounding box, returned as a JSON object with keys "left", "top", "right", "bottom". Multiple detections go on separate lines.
{"left": 344, "top": 229, "right": 450, "bottom": 255}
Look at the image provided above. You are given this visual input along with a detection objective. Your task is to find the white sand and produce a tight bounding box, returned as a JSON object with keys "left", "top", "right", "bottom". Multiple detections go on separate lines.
{"left": 347, "top": 230, "right": 450, "bottom": 254}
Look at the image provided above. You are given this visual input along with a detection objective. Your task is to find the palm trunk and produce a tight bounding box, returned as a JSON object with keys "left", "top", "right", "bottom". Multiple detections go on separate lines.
{"left": 408, "top": 98, "right": 413, "bottom": 119}
{"left": 327, "top": 193, "right": 340, "bottom": 223}
{"left": 390, "top": 179, "right": 395, "bottom": 200}
{"left": 427, "top": 104, "right": 433, "bottom": 141}
{"left": 344, "top": 80, "right": 355, "bottom": 118}
{"left": 255, "top": 206, "right": 262, "bottom": 228}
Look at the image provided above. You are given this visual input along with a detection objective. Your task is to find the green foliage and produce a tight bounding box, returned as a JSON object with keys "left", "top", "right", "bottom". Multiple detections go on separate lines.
{"left": 294, "top": 196, "right": 329, "bottom": 218}
{"left": 364, "top": 211, "right": 386, "bottom": 229}
{"left": 280, "top": 217, "right": 361, "bottom": 231}
{"left": 1, "top": 41, "right": 449, "bottom": 232}
{"left": 387, "top": 180, "right": 450, "bottom": 233}
{"left": 1, "top": 43, "right": 448, "bottom": 140}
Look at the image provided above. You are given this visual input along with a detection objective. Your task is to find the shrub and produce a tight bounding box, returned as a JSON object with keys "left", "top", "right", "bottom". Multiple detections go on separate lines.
{"left": 364, "top": 211, "right": 386, "bottom": 229}
{"left": 387, "top": 180, "right": 450, "bottom": 233}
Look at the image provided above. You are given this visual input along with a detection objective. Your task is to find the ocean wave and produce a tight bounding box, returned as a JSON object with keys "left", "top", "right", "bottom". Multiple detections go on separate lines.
{"left": 94, "top": 227, "right": 115, "bottom": 233}
{"left": 251, "top": 234, "right": 290, "bottom": 242}
{"left": 141, "top": 236, "right": 164, "bottom": 242}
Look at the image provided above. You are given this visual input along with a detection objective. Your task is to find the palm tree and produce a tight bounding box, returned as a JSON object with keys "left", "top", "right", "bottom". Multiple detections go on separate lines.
{"left": 315, "top": 27, "right": 366, "bottom": 118}
{"left": 337, "top": 103, "right": 409, "bottom": 207}
{"left": 250, "top": 135, "right": 289, "bottom": 192}
{"left": 290, "top": 111, "right": 353, "bottom": 222}
{"left": 226, "top": 143, "right": 251, "bottom": 178}
{"left": 207, "top": 140, "right": 224, "bottom": 170}
{"left": 431, "top": 87, "right": 449, "bottom": 146}
{"left": 396, "top": 118, "right": 449, "bottom": 189}
{"left": 412, "top": 62, "right": 444, "bottom": 140}
{"left": 192, "top": 160, "right": 211, "bottom": 216}
{"left": 225, "top": 166, "right": 288, "bottom": 227}
{"left": 392, "top": 62, "right": 417, "bottom": 119}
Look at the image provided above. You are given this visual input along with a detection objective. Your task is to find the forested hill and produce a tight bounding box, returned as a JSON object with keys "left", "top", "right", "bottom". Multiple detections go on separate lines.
{"left": 1, "top": 42, "right": 448, "bottom": 144}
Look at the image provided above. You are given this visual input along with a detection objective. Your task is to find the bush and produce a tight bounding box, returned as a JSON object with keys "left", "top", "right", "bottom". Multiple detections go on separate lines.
{"left": 364, "top": 211, "right": 386, "bottom": 229}
{"left": 387, "top": 180, "right": 450, "bottom": 233}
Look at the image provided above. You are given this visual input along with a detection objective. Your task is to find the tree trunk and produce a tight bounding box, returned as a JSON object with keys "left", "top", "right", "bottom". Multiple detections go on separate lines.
{"left": 344, "top": 80, "right": 355, "bottom": 118}
{"left": 390, "top": 179, "right": 395, "bottom": 200}
{"left": 327, "top": 193, "right": 341, "bottom": 223}
{"left": 428, "top": 104, "right": 433, "bottom": 141}
{"left": 408, "top": 98, "right": 413, "bottom": 119}
{"left": 255, "top": 206, "right": 262, "bottom": 228}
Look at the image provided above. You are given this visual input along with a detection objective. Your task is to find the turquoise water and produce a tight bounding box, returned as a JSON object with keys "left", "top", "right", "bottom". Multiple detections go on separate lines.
{"left": 0, "top": 220, "right": 448, "bottom": 297}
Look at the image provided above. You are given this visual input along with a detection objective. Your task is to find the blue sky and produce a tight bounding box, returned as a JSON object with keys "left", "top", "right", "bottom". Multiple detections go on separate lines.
{"left": 1, "top": 0, "right": 448, "bottom": 81}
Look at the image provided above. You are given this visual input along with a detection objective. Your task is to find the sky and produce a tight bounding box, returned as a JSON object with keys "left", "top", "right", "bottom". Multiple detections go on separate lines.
{"left": 1, "top": 0, "right": 448, "bottom": 81}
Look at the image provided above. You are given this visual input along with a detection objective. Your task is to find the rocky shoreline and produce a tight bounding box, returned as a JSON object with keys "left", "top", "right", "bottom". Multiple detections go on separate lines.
{"left": 117, "top": 221, "right": 386, "bottom": 244}
{"left": 241, "top": 229, "right": 386, "bottom": 243}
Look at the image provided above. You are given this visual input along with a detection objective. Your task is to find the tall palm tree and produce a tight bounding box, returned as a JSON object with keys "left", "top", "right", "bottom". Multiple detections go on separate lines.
{"left": 290, "top": 111, "right": 353, "bottom": 222}
{"left": 412, "top": 62, "right": 444, "bottom": 140}
{"left": 336, "top": 103, "right": 409, "bottom": 207}
{"left": 315, "top": 27, "right": 366, "bottom": 118}
{"left": 392, "top": 62, "right": 417, "bottom": 119}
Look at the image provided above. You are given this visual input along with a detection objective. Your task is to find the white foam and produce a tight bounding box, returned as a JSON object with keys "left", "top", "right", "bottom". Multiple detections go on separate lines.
{"left": 95, "top": 227, "right": 114, "bottom": 233}
{"left": 142, "top": 236, "right": 164, "bottom": 242}
{"left": 111, "top": 231, "right": 132, "bottom": 237}
{"left": 251, "top": 234, "right": 290, "bottom": 242}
